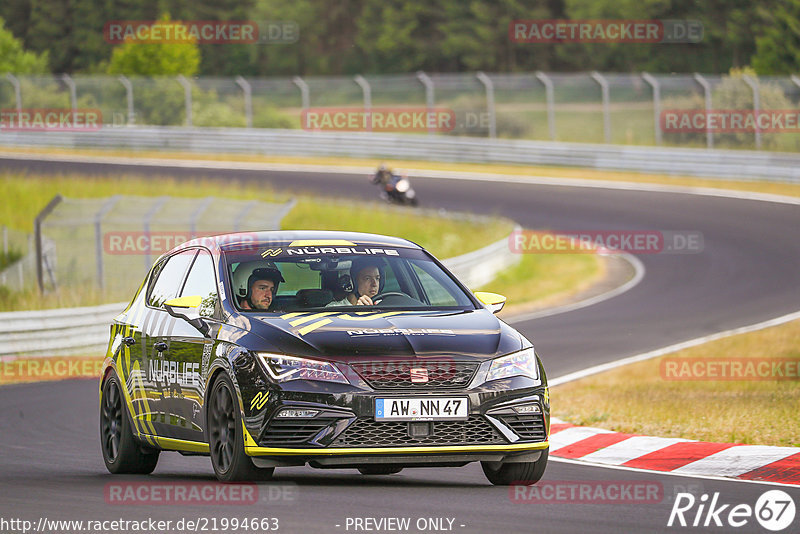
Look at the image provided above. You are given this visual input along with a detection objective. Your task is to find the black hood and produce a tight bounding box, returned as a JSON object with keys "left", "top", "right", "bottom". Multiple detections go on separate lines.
{"left": 229, "top": 309, "right": 524, "bottom": 362}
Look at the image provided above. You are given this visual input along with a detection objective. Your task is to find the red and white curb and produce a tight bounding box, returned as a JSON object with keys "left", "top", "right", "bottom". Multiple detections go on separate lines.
{"left": 549, "top": 418, "right": 800, "bottom": 486}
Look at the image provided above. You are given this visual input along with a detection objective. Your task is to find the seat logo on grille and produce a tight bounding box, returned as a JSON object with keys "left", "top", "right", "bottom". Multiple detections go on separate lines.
{"left": 410, "top": 368, "right": 429, "bottom": 383}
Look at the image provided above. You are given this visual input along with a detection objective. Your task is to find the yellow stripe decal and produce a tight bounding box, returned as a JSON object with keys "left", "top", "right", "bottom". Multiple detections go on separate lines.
{"left": 297, "top": 319, "right": 333, "bottom": 336}
{"left": 152, "top": 436, "right": 210, "bottom": 453}
{"left": 288, "top": 240, "right": 356, "bottom": 246}
{"left": 246, "top": 441, "right": 549, "bottom": 456}
{"left": 280, "top": 312, "right": 305, "bottom": 320}
{"left": 289, "top": 312, "right": 336, "bottom": 327}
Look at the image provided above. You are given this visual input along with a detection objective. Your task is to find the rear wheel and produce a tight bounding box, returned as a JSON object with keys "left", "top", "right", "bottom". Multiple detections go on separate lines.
{"left": 208, "top": 373, "right": 273, "bottom": 482}
{"left": 481, "top": 448, "right": 548, "bottom": 486}
{"left": 100, "top": 373, "right": 160, "bottom": 474}
{"left": 358, "top": 466, "right": 403, "bottom": 475}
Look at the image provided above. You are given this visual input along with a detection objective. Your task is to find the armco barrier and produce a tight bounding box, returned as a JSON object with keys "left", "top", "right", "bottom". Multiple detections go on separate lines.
{"left": 0, "top": 229, "right": 520, "bottom": 357}
{"left": 1, "top": 127, "right": 800, "bottom": 182}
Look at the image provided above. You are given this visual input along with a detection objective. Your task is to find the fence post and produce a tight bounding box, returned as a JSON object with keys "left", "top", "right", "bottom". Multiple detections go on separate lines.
{"left": 416, "top": 71, "right": 435, "bottom": 135}
{"left": 742, "top": 75, "right": 761, "bottom": 150}
{"left": 535, "top": 71, "right": 556, "bottom": 141}
{"left": 590, "top": 71, "right": 611, "bottom": 143}
{"left": 61, "top": 74, "right": 78, "bottom": 123}
{"left": 34, "top": 195, "right": 63, "bottom": 293}
{"left": 476, "top": 72, "right": 496, "bottom": 139}
{"left": 94, "top": 196, "right": 121, "bottom": 290}
{"left": 118, "top": 75, "right": 135, "bottom": 126}
{"left": 235, "top": 76, "right": 253, "bottom": 128}
{"left": 292, "top": 76, "right": 310, "bottom": 110}
{"left": 143, "top": 196, "right": 170, "bottom": 271}
{"left": 354, "top": 75, "right": 372, "bottom": 131}
{"left": 693, "top": 73, "right": 713, "bottom": 149}
{"left": 177, "top": 75, "right": 193, "bottom": 127}
{"left": 641, "top": 72, "right": 662, "bottom": 146}
{"left": 189, "top": 198, "right": 215, "bottom": 238}
{"left": 5, "top": 74, "right": 23, "bottom": 113}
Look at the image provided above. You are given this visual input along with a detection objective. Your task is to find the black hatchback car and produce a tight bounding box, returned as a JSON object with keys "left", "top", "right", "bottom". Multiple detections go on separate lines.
{"left": 100, "top": 231, "right": 550, "bottom": 484}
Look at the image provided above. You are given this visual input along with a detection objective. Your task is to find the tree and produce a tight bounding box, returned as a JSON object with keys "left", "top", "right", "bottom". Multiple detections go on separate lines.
{"left": 751, "top": 0, "right": 800, "bottom": 75}
{"left": 0, "top": 17, "right": 49, "bottom": 74}
{"left": 106, "top": 17, "right": 200, "bottom": 76}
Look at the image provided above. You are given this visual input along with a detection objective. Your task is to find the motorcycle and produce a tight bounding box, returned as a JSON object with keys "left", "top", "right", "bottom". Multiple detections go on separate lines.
{"left": 371, "top": 169, "right": 419, "bottom": 206}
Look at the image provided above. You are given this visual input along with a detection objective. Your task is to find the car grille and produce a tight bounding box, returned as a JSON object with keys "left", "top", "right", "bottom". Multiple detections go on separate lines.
{"left": 260, "top": 417, "right": 340, "bottom": 445}
{"left": 331, "top": 417, "right": 506, "bottom": 447}
{"left": 496, "top": 413, "right": 547, "bottom": 441}
{"left": 350, "top": 360, "right": 479, "bottom": 390}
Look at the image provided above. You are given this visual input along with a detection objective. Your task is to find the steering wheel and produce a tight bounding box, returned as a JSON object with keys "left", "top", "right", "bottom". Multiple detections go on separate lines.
{"left": 371, "top": 292, "right": 409, "bottom": 305}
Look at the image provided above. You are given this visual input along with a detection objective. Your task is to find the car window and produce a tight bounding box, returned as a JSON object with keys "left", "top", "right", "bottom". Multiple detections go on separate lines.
{"left": 411, "top": 262, "right": 459, "bottom": 306}
{"left": 180, "top": 250, "right": 219, "bottom": 318}
{"left": 147, "top": 250, "right": 197, "bottom": 308}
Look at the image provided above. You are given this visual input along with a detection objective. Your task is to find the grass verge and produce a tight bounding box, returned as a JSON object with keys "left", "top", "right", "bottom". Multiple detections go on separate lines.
{"left": 0, "top": 170, "right": 603, "bottom": 312}
{"left": 552, "top": 319, "right": 800, "bottom": 447}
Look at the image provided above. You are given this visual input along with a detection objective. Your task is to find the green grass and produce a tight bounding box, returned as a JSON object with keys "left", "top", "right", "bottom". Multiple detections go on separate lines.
{"left": 553, "top": 319, "right": 800, "bottom": 447}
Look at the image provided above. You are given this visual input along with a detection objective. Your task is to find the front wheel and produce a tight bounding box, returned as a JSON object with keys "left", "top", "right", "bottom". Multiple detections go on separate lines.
{"left": 207, "top": 373, "right": 273, "bottom": 482}
{"left": 481, "top": 448, "right": 548, "bottom": 486}
{"left": 100, "top": 372, "right": 160, "bottom": 474}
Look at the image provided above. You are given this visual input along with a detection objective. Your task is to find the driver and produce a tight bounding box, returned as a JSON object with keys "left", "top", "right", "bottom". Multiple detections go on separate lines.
{"left": 327, "top": 258, "right": 383, "bottom": 306}
{"left": 233, "top": 262, "right": 285, "bottom": 311}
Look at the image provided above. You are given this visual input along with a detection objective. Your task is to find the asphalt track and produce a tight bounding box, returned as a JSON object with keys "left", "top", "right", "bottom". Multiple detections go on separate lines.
{"left": 1, "top": 156, "right": 799, "bottom": 533}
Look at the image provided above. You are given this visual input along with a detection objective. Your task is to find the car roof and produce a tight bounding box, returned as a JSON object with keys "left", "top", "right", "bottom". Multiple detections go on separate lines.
{"left": 178, "top": 230, "right": 422, "bottom": 253}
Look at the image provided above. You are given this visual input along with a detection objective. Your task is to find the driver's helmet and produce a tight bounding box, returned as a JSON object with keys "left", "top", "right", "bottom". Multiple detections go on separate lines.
{"left": 233, "top": 261, "right": 285, "bottom": 302}
{"left": 350, "top": 258, "right": 385, "bottom": 297}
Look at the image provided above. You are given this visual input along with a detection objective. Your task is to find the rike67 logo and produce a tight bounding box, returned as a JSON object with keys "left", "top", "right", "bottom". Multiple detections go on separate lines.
{"left": 668, "top": 490, "right": 796, "bottom": 531}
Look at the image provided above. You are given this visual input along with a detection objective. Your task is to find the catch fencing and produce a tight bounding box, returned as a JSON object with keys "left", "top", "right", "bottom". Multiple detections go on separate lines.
{"left": 3, "top": 72, "right": 800, "bottom": 151}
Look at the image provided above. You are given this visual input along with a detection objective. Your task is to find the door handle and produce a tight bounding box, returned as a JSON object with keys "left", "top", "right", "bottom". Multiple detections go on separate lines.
{"left": 122, "top": 336, "right": 136, "bottom": 347}
{"left": 154, "top": 341, "right": 168, "bottom": 352}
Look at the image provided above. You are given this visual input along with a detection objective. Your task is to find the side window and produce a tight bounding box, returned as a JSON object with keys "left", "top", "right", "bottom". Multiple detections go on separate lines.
{"left": 147, "top": 250, "right": 197, "bottom": 308}
{"left": 181, "top": 250, "right": 219, "bottom": 318}
{"left": 411, "top": 263, "right": 458, "bottom": 306}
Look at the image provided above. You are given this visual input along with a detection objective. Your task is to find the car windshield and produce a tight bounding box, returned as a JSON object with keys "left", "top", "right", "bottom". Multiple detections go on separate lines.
{"left": 223, "top": 244, "right": 477, "bottom": 313}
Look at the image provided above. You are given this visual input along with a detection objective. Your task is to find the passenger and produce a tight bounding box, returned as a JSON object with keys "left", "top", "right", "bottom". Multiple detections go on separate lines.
{"left": 327, "top": 259, "right": 383, "bottom": 306}
{"left": 234, "top": 264, "right": 285, "bottom": 311}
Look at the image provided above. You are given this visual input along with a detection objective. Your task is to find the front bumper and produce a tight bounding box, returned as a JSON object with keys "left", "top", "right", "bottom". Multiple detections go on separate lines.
{"left": 241, "top": 375, "right": 550, "bottom": 461}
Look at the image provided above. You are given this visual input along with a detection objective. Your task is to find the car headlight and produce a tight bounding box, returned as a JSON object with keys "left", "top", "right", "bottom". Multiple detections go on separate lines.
{"left": 257, "top": 353, "right": 349, "bottom": 385}
{"left": 485, "top": 348, "right": 539, "bottom": 382}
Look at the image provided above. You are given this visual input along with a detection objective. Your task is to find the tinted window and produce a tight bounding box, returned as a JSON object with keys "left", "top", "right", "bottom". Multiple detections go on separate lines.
{"left": 147, "top": 250, "right": 196, "bottom": 308}
{"left": 181, "top": 250, "right": 219, "bottom": 318}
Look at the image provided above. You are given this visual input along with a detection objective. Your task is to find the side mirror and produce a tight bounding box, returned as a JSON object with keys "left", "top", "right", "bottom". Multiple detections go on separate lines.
{"left": 164, "top": 295, "right": 210, "bottom": 337}
{"left": 474, "top": 291, "right": 507, "bottom": 314}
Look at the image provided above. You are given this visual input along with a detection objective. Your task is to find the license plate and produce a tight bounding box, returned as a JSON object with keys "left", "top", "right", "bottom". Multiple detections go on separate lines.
{"left": 375, "top": 397, "right": 468, "bottom": 421}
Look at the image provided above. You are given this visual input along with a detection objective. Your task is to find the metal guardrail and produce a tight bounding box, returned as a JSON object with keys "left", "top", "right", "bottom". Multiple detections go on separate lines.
{"left": 0, "top": 229, "right": 520, "bottom": 357}
{"left": 2, "top": 127, "right": 799, "bottom": 182}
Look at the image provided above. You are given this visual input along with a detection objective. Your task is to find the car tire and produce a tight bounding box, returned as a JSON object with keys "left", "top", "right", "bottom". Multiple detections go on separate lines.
{"left": 100, "top": 372, "right": 160, "bottom": 474}
{"left": 481, "top": 448, "right": 548, "bottom": 486}
{"left": 357, "top": 466, "right": 403, "bottom": 475}
{"left": 207, "top": 372, "right": 274, "bottom": 482}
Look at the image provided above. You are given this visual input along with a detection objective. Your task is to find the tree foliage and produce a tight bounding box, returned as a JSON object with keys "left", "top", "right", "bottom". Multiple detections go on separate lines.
{"left": 0, "top": 17, "right": 49, "bottom": 74}
{"left": 106, "top": 17, "right": 200, "bottom": 76}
